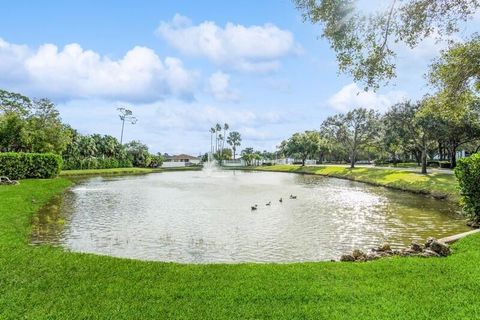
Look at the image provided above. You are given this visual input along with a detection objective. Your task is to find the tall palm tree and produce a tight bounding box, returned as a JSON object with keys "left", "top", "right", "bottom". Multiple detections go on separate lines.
{"left": 209, "top": 127, "right": 216, "bottom": 153}
{"left": 215, "top": 123, "right": 221, "bottom": 153}
{"left": 227, "top": 131, "right": 242, "bottom": 160}
{"left": 221, "top": 123, "right": 229, "bottom": 158}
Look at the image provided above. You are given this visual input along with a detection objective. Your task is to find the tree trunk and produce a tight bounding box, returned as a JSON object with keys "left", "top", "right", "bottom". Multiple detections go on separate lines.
{"left": 350, "top": 150, "right": 355, "bottom": 168}
{"left": 421, "top": 146, "right": 428, "bottom": 174}
{"left": 302, "top": 157, "right": 306, "bottom": 166}
{"left": 450, "top": 148, "right": 457, "bottom": 169}
{"left": 414, "top": 151, "right": 421, "bottom": 166}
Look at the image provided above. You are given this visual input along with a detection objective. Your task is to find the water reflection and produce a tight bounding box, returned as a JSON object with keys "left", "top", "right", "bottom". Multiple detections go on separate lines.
{"left": 31, "top": 171, "right": 469, "bottom": 263}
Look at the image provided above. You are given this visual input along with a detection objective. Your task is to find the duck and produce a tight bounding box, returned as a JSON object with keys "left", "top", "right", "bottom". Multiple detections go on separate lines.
{"left": 251, "top": 204, "right": 258, "bottom": 211}
{"left": 289, "top": 194, "right": 297, "bottom": 199}
{"left": 266, "top": 201, "right": 271, "bottom": 206}
{"left": 279, "top": 198, "right": 283, "bottom": 203}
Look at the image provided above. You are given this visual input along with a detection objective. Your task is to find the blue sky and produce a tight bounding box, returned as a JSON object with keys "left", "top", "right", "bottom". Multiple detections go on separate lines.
{"left": 1, "top": 0, "right": 478, "bottom": 155}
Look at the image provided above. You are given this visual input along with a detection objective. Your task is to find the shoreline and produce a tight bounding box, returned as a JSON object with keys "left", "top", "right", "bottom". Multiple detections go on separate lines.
{"left": 59, "top": 165, "right": 202, "bottom": 177}
{"left": 225, "top": 165, "right": 461, "bottom": 204}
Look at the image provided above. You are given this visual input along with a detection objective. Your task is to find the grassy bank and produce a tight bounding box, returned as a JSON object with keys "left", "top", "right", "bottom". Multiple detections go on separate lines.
{"left": 1, "top": 178, "right": 480, "bottom": 319}
{"left": 60, "top": 165, "right": 202, "bottom": 177}
{"left": 248, "top": 165, "right": 459, "bottom": 201}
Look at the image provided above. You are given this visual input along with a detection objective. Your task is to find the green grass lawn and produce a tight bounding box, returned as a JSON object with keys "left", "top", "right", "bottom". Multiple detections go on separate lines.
{"left": 250, "top": 165, "right": 460, "bottom": 202}
{"left": 1, "top": 177, "right": 479, "bottom": 319}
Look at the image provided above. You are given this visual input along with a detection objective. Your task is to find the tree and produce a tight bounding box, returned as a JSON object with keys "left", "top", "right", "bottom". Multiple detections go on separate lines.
{"left": 215, "top": 123, "right": 221, "bottom": 153}
{"left": 241, "top": 147, "right": 261, "bottom": 166}
{"left": 429, "top": 35, "right": 480, "bottom": 96}
{"left": 78, "top": 135, "right": 98, "bottom": 158}
{"left": 383, "top": 101, "right": 437, "bottom": 173}
{"left": 0, "top": 89, "right": 32, "bottom": 116}
{"left": 282, "top": 131, "right": 320, "bottom": 166}
{"left": 420, "top": 92, "right": 480, "bottom": 168}
{"left": 209, "top": 127, "right": 216, "bottom": 153}
{"left": 294, "top": 0, "right": 480, "bottom": 90}
{"left": 149, "top": 153, "right": 165, "bottom": 168}
{"left": 227, "top": 131, "right": 242, "bottom": 159}
{"left": 321, "top": 108, "right": 380, "bottom": 168}
{"left": 221, "top": 123, "right": 229, "bottom": 158}
{"left": 0, "top": 112, "right": 29, "bottom": 152}
{"left": 26, "top": 99, "right": 71, "bottom": 154}
{"left": 124, "top": 140, "right": 151, "bottom": 167}
{"left": 118, "top": 107, "right": 137, "bottom": 144}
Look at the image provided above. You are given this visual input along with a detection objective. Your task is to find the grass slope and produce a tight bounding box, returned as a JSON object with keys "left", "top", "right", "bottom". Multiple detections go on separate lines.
{"left": 1, "top": 178, "right": 479, "bottom": 319}
{"left": 250, "top": 165, "right": 459, "bottom": 201}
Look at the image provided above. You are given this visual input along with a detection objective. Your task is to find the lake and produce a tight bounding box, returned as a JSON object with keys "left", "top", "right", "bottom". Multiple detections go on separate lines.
{"left": 32, "top": 170, "right": 469, "bottom": 263}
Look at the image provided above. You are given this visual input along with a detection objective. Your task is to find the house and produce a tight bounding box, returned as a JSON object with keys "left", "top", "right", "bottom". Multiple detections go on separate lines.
{"left": 162, "top": 154, "right": 200, "bottom": 167}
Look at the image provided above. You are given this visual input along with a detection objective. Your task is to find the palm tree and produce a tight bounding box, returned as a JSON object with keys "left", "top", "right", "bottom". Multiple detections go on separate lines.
{"left": 218, "top": 134, "right": 224, "bottom": 157}
{"left": 209, "top": 127, "right": 216, "bottom": 153}
{"left": 221, "top": 123, "right": 229, "bottom": 158}
{"left": 227, "top": 131, "right": 242, "bottom": 159}
{"left": 215, "top": 123, "right": 221, "bottom": 153}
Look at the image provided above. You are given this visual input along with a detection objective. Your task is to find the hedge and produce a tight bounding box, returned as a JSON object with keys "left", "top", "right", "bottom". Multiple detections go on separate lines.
{"left": 455, "top": 153, "right": 480, "bottom": 222}
{"left": 0, "top": 152, "right": 62, "bottom": 179}
{"left": 62, "top": 157, "right": 133, "bottom": 170}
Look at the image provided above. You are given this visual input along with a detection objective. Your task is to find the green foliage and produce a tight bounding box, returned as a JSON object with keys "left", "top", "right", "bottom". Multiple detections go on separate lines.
{"left": 0, "top": 112, "right": 30, "bottom": 152}
{"left": 227, "top": 131, "right": 242, "bottom": 159}
{"left": 429, "top": 34, "right": 480, "bottom": 95}
{"left": 241, "top": 147, "right": 262, "bottom": 166}
{"left": 321, "top": 108, "right": 380, "bottom": 168}
{"left": 149, "top": 153, "right": 165, "bottom": 168}
{"left": 294, "top": 0, "right": 480, "bottom": 90}
{"left": 62, "top": 157, "right": 132, "bottom": 170}
{"left": 0, "top": 152, "right": 62, "bottom": 179}
{"left": 0, "top": 89, "right": 32, "bottom": 116}
{"left": 125, "top": 140, "right": 151, "bottom": 167}
{"left": 455, "top": 153, "right": 480, "bottom": 221}
{"left": 281, "top": 131, "right": 320, "bottom": 165}
{"left": 0, "top": 92, "right": 71, "bottom": 154}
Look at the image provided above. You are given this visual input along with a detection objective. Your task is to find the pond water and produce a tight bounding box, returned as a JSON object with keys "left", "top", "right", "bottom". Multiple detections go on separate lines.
{"left": 32, "top": 170, "right": 469, "bottom": 263}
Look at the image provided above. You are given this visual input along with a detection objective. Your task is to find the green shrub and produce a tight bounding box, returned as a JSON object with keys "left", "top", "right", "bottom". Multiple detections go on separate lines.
{"left": 0, "top": 152, "right": 62, "bottom": 179}
{"left": 455, "top": 154, "right": 480, "bottom": 222}
{"left": 61, "top": 157, "right": 133, "bottom": 170}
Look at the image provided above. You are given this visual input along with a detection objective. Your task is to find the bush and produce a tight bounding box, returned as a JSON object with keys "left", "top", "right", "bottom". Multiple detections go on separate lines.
{"left": 455, "top": 154, "right": 480, "bottom": 222}
{"left": 62, "top": 157, "right": 133, "bottom": 170}
{"left": 0, "top": 152, "right": 62, "bottom": 179}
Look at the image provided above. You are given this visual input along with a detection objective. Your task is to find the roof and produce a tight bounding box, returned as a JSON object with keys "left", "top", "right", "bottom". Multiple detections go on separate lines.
{"left": 165, "top": 154, "right": 199, "bottom": 160}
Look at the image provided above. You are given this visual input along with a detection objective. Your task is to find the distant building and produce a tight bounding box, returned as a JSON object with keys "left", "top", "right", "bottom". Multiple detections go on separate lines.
{"left": 162, "top": 154, "right": 200, "bottom": 167}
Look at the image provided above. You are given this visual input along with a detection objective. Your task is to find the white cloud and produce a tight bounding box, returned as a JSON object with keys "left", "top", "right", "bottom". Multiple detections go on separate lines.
{"left": 208, "top": 71, "right": 239, "bottom": 102}
{"left": 0, "top": 38, "right": 30, "bottom": 82}
{"left": 57, "top": 97, "right": 298, "bottom": 154}
{"left": 0, "top": 38, "right": 198, "bottom": 101}
{"left": 156, "top": 14, "right": 299, "bottom": 73}
{"left": 328, "top": 83, "right": 407, "bottom": 112}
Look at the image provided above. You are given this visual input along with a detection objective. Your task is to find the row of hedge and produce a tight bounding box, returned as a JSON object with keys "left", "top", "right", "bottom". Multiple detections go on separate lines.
{"left": 0, "top": 152, "right": 62, "bottom": 179}
{"left": 62, "top": 157, "right": 133, "bottom": 170}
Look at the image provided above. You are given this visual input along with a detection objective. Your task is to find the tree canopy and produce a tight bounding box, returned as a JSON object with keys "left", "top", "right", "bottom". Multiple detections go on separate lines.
{"left": 294, "top": 0, "right": 479, "bottom": 90}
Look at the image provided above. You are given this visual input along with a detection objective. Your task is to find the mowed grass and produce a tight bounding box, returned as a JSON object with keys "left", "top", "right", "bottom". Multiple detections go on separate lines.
{"left": 60, "top": 166, "right": 202, "bottom": 176}
{"left": 1, "top": 178, "right": 480, "bottom": 319}
{"left": 252, "top": 165, "right": 459, "bottom": 201}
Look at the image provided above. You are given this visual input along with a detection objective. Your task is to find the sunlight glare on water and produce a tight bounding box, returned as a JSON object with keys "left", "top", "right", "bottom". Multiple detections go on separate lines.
{"left": 31, "top": 170, "right": 469, "bottom": 263}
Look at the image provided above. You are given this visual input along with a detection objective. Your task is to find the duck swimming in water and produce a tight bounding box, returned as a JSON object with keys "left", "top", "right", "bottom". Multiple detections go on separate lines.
{"left": 289, "top": 195, "right": 297, "bottom": 199}
{"left": 251, "top": 204, "right": 258, "bottom": 210}
{"left": 279, "top": 198, "right": 283, "bottom": 203}
{"left": 266, "top": 201, "right": 271, "bottom": 206}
